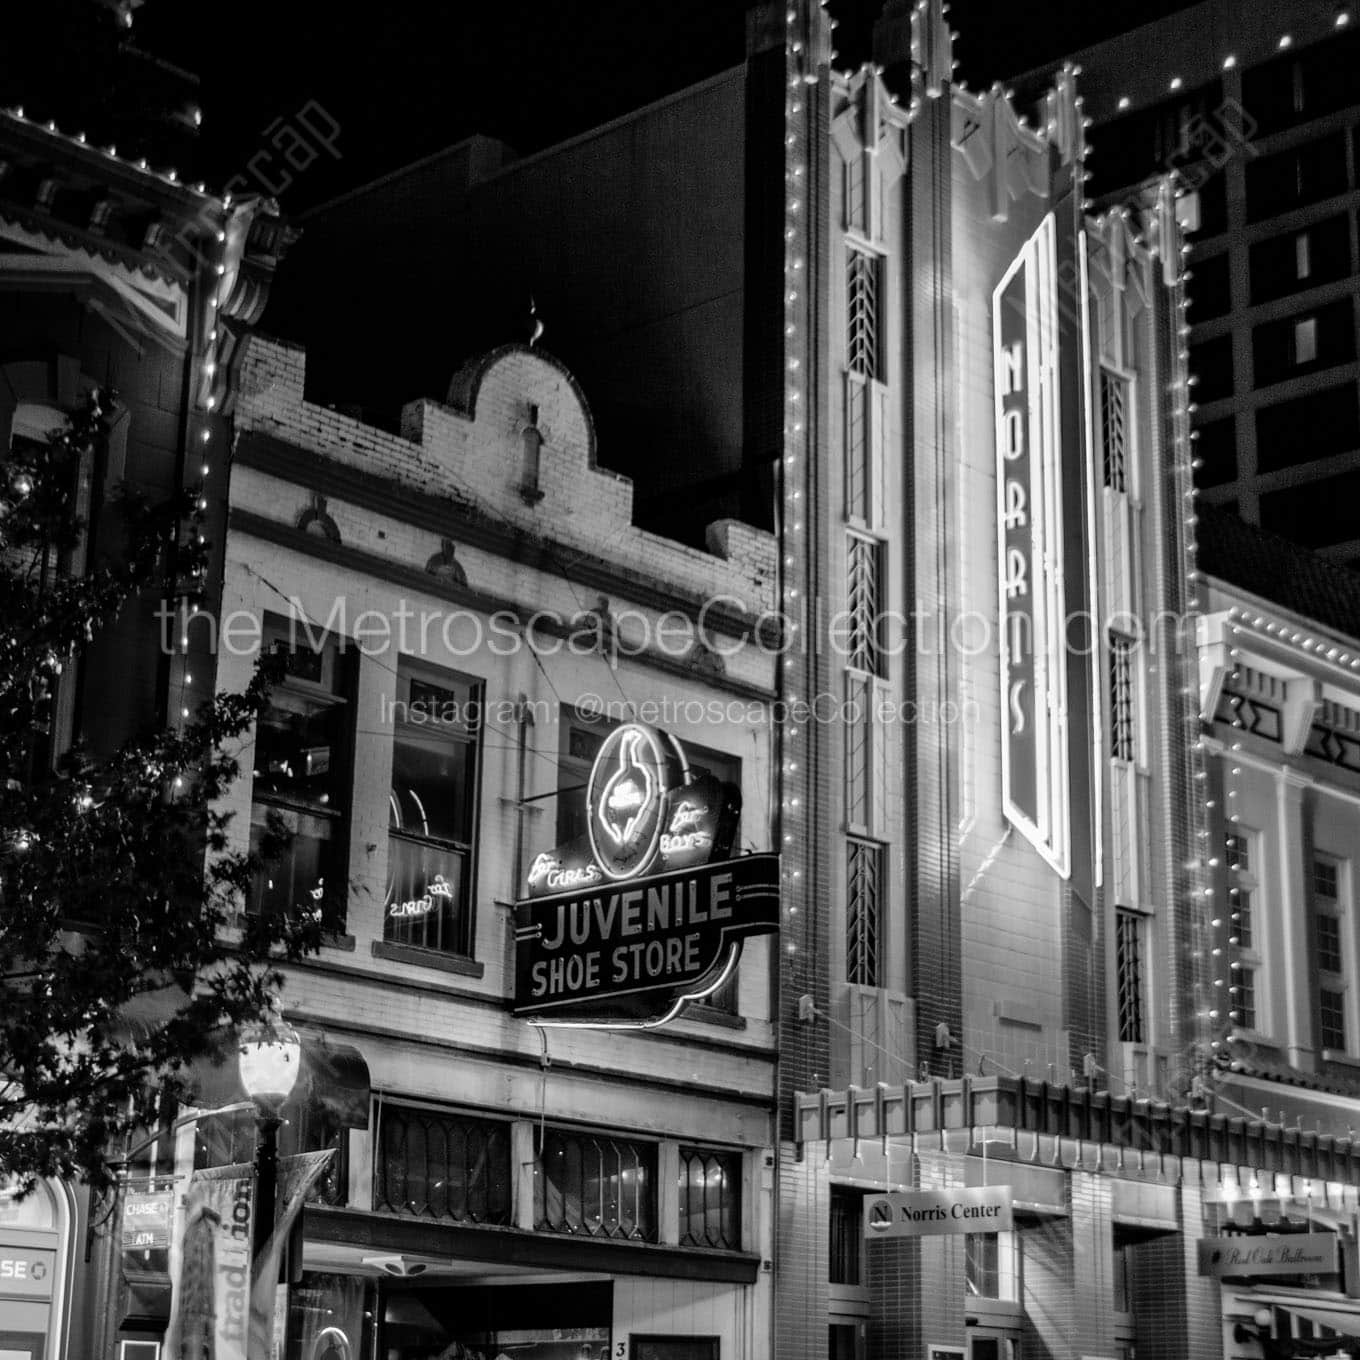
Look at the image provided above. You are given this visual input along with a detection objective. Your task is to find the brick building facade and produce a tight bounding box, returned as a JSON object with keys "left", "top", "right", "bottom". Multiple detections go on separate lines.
{"left": 189, "top": 333, "right": 780, "bottom": 1359}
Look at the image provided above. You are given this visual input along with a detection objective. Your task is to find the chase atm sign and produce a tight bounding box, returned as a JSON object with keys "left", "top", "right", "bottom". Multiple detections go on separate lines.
{"left": 513, "top": 723, "right": 778, "bottom": 1024}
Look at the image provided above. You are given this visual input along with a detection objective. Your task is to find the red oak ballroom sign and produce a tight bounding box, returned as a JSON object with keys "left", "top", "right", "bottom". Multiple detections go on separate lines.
{"left": 513, "top": 723, "right": 779, "bottom": 1023}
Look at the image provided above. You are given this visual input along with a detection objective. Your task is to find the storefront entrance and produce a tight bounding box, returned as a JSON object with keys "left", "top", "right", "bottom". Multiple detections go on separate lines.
{"left": 288, "top": 1274, "right": 613, "bottom": 1360}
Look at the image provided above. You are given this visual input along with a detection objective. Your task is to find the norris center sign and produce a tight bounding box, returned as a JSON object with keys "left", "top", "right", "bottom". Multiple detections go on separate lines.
{"left": 513, "top": 723, "right": 779, "bottom": 1023}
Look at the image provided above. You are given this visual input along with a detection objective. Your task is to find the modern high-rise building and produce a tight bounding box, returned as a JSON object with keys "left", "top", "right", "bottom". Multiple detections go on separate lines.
{"left": 1018, "top": 0, "right": 1360, "bottom": 567}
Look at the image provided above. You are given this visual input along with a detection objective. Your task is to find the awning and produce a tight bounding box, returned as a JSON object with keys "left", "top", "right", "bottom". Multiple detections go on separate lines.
{"left": 186, "top": 1027, "right": 370, "bottom": 1129}
{"left": 1233, "top": 1288, "right": 1360, "bottom": 1339}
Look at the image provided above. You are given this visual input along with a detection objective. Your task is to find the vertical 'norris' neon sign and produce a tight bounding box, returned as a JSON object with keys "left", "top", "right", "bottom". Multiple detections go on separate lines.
{"left": 993, "top": 214, "right": 1071, "bottom": 878}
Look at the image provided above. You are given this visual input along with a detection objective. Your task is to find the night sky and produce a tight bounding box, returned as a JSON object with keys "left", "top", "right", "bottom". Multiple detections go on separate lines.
{"left": 113, "top": 0, "right": 1203, "bottom": 215}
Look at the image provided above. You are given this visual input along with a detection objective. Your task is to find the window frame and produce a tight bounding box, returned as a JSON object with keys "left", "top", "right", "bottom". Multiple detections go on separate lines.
{"left": 249, "top": 614, "right": 357, "bottom": 931}
{"left": 1314, "top": 852, "right": 1351, "bottom": 1055}
{"left": 1226, "top": 829, "right": 1265, "bottom": 1034}
{"left": 382, "top": 656, "right": 483, "bottom": 959}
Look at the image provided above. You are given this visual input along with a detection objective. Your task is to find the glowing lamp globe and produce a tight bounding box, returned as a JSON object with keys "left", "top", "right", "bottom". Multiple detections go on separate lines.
{"left": 238, "top": 1022, "right": 302, "bottom": 1110}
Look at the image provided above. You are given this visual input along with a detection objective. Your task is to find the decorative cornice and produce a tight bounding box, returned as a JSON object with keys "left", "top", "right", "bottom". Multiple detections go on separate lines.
{"left": 797, "top": 1076, "right": 1360, "bottom": 1187}
{"left": 233, "top": 432, "right": 776, "bottom": 648}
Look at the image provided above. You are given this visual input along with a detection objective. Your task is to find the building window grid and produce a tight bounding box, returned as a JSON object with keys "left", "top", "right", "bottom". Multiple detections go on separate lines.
{"left": 1101, "top": 367, "right": 1130, "bottom": 493}
{"left": 1108, "top": 632, "right": 1137, "bottom": 763}
{"left": 677, "top": 1147, "right": 742, "bottom": 1251}
{"left": 846, "top": 837, "right": 884, "bottom": 987}
{"left": 846, "top": 247, "right": 881, "bottom": 379}
{"left": 1226, "top": 830, "right": 1256, "bottom": 955}
{"left": 1226, "top": 830, "right": 1262, "bottom": 1029}
{"left": 1315, "top": 855, "right": 1349, "bottom": 1052}
{"left": 1115, "top": 908, "right": 1145, "bottom": 1044}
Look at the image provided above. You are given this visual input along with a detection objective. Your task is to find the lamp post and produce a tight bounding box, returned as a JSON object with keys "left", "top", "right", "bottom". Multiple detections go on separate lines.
{"left": 238, "top": 1019, "right": 302, "bottom": 1356}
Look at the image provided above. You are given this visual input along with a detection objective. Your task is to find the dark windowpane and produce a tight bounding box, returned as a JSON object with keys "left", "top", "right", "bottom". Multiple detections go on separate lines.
{"left": 1318, "top": 913, "right": 1343, "bottom": 974}
{"left": 1250, "top": 215, "right": 1350, "bottom": 305}
{"left": 390, "top": 725, "right": 475, "bottom": 843}
{"left": 1116, "top": 909, "right": 1144, "bottom": 1043}
{"left": 829, "top": 1187, "right": 863, "bottom": 1285}
{"left": 1190, "top": 335, "right": 1234, "bottom": 403}
{"left": 1256, "top": 386, "right": 1359, "bottom": 472}
{"left": 1321, "top": 988, "right": 1347, "bottom": 1051}
{"left": 375, "top": 1105, "right": 511, "bottom": 1223}
{"left": 1187, "top": 251, "right": 1231, "bottom": 324}
{"left": 1195, "top": 172, "right": 1227, "bottom": 237}
{"left": 1192, "top": 415, "right": 1237, "bottom": 488}
{"left": 1252, "top": 299, "right": 1355, "bottom": 388}
{"left": 1245, "top": 132, "right": 1349, "bottom": 222}
{"left": 1261, "top": 470, "right": 1360, "bottom": 546}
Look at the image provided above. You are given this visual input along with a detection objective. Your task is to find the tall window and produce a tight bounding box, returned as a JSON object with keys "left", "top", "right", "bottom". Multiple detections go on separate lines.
{"left": 829, "top": 1186, "right": 864, "bottom": 1285}
{"left": 1315, "top": 855, "right": 1348, "bottom": 1053}
{"left": 846, "top": 248, "right": 882, "bottom": 379}
{"left": 1101, "top": 368, "right": 1130, "bottom": 492}
{"left": 250, "top": 617, "right": 354, "bottom": 927}
{"left": 677, "top": 1147, "right": 741, "bottom": 1250}
{"left": 846, "top": 533, "right": 885, "bottom": 677}
{"left": 1112, "top": 1228, "right": 1137, "bottom": 1313}
{"left": 385, "top": 662, "right": 480, "bottom": 956}
{"left": 1108, "top": 632, "right": 1137, "bottom": 763}
{"left": 1116, "top": 909, "right": 1145, "bottom": 1044}
{"left": 846, "top": 837, "right": 883, "bottom": 987}
{"left": 966, "top": 1232, "right": 1019, "bottom": 1300}
{"left": 1226, "top": 830, "right": 1262, "bottom": 1031}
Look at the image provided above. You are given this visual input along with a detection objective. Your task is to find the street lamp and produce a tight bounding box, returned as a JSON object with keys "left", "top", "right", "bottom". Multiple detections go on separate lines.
{"left": 238, "top": 1018, "right": 302, "bottom": 1332}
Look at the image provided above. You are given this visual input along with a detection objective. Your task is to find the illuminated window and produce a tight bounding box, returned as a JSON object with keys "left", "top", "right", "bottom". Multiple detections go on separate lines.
{"left": 1294, "top": 315, "right": 1319, "bottom": 365}
{"left": 1297, "top": 230, "right": 1312, "bottom": 279}
{"left": 534, "top": 1128, "right": 656, "bottom": 1241}
{"left": 384, "top": 661, "right": 480, "bottom": 955}
{"left": 677, "top": 1147, "right": 741, "bottom": 1250}
{"left": 250, "top": 616, "right": 354, "bottom": 929}
{"left": 846, "top": 248, "right": 882, "bottom": 378}
{"left": 1116, "top": 909, "right": 1145, "bottom": 1043}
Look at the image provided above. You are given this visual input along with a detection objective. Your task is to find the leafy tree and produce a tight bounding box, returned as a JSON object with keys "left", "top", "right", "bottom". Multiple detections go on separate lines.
{"left": 0, "top": 390, "right": 319, "bottom": 1194}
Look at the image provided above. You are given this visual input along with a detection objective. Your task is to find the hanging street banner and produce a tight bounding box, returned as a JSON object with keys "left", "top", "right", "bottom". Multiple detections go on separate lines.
{"left": 864, "top": 1187, "right": 1014, "bottom": 1239}
{"left": 163, "top": 1150, "right": 334, "bottom": 1360}
{"left": 514, "top": 722, "right": 778, "bottom": 1023}
{"left": 1197, "top": 1233, "right": 1339, "bottom": 1278}
{"left": 164, "top": 1163, "right": 254, "bottom": 1360}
